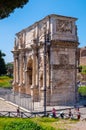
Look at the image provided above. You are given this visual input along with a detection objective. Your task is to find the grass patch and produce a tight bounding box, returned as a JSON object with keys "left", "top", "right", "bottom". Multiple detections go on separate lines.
{"left": 31, "top": 117, "right": 57, "bottom": 130}
{"left": 0, "top": 76, "right": 12, "bottom": 88}
{"left": 0, "top": 117, "right": 79, "bottom": 130}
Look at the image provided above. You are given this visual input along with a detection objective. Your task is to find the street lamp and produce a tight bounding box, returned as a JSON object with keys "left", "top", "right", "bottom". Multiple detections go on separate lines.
{"left": 43, "top": 29, "right": 50, "bottom": 116}
{"left": 44, "top": 32, "right": 47, "bottom": 116}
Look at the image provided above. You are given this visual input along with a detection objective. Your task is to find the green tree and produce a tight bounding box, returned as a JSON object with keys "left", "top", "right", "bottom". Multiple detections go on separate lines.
{"left": 6, "top": 62, "right": 13, "bottom": 77}
{"left": 0, "top": 50, "right": 7, "bottom": 76}
{"left": 0, "top": 0, "right": 29, "bottom": 19}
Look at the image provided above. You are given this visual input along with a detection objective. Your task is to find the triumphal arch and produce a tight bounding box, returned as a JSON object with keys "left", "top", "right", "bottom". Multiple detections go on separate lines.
{"left": 12, "top": 14, "right": 79, "bottom": 106}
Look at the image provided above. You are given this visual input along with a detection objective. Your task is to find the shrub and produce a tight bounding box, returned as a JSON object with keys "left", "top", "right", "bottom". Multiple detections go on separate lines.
{"left": 78, "top": 86, "right": 86, "bottom": 96}
{"left": 4, "top": 120, "right": 45, "bottom": 130}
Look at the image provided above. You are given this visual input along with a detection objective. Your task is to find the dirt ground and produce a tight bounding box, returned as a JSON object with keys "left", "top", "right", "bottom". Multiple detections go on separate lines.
{"left": 67, "top": 120, "right": 86, "bottom": 130}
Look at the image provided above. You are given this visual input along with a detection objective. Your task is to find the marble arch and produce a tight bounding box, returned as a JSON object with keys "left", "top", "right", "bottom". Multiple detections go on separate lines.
{"left": 12, "top": 14, "right": 79, "bottom": 106}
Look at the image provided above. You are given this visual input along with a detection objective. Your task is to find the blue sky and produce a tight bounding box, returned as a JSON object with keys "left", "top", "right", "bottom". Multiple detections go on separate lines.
{"left": 0, "top": 0, "right": 86, "bottom": 63}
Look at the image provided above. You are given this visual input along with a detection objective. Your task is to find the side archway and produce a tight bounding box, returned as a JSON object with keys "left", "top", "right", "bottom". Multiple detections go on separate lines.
{"left": 27, "top": 58, "right": 33, "bottom": 88}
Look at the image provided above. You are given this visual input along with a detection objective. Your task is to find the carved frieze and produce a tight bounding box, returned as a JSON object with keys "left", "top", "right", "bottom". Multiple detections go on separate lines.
{"left": 51, "top": 40, "right": 78, "bottom": 48}
{"left": 56, "top": 19, "right": 72, "bottom": 33}
{"left": 52, "top": 64, "right": 75, "bottom": 70}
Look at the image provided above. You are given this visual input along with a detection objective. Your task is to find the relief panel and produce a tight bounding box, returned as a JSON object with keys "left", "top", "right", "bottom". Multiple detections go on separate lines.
{"left": 26, "top": 28, "right": 36, "bottom": 47}
{"left": 52, "top": 18, "right": 77, "bottom": 41}
{"left": 39, "top": 22, "right": 47, "bottom": 42}
{"left": 56, "top": 19, "right": 72, "bottom": 34}
{"left": 59, "top": 54, "right": 69, "bottom": 65}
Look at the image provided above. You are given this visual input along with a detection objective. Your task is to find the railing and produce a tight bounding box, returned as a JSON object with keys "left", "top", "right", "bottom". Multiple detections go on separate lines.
{"left": 0, "top": 110, "right": 86, "bottom": 120}
{"left": 0, "top": 88, "right": 33, "bottom": 111}
{"left": 0, "top": 111, "right": 45, "bottom": 118}
{"left": 0, "top": 88, "right": 86, "bottom": 120}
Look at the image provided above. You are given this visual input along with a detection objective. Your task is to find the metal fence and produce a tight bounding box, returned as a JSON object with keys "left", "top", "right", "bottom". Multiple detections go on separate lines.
{"left": 0, "top": 88, "right": 33, "bottom": 111}
{"left": 0, "top": 111, "right": 44, "bottom": 118}
{"left": 0, "top": 109, "right": 86, "bottom": 120}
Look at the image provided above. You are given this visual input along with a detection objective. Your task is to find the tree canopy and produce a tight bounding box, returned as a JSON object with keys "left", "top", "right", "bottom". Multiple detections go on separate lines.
{"left": 0, "top": 50, "right": 7, "bottom": 76}
{"left": 0, "top": 0, "right": 29, "bottom": 19}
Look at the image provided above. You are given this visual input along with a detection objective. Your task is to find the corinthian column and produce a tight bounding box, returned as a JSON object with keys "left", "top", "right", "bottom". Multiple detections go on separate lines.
{"left": 16, "top": 57, "right": 19, "bottom": 83}
{"left": 19, "top": 52, "right": 24, "bottom": 86}
{"left": 13, "top": 56, "right": 16, "bottom": 84}
{"left": 35, "top": 52, "right": 39, "bottom": 88}
{"left": 13, "top": 53, "right": 19, "bottom": 84}
{"left": 32, "top": 51, "right": 36, "bottom": 88}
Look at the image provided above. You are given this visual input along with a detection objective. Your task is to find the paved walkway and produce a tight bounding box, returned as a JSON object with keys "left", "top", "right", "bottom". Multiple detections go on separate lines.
{"left": 0, "top": 98, "right": 17, "bottom": 111}
{"left": 0, "top": 98, "right": 29, "bottom": 112}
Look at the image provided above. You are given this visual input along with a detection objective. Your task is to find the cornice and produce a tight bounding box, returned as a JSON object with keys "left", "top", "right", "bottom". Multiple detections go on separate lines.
{"left": 51, "top": 40, "right": 79, "bottom": 48}
{"left": 52, "top": 64, "right": 75, "bottom": 70}
{"left": 16, "top": 14, "right": 77, "bottom": 36}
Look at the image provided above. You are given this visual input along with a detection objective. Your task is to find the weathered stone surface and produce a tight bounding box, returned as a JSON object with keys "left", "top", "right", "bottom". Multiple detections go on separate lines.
{"left": 80, "top": 47, "right": 86, "bottom": 66}
{"left": 12, "top": 14, "right": 79, "bottom": 106}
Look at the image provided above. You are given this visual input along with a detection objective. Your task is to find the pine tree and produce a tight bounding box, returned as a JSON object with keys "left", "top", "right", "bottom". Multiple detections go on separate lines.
{"left": 0, "top": 0, "right": 29, "bottom": 19}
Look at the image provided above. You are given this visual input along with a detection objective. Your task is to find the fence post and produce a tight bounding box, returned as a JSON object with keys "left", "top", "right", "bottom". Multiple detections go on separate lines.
{"left": 21, "top": 112, "right": 23, "bottom": 118}
{"left": 8, "top": 112, "right": 10, "bottom": 117}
